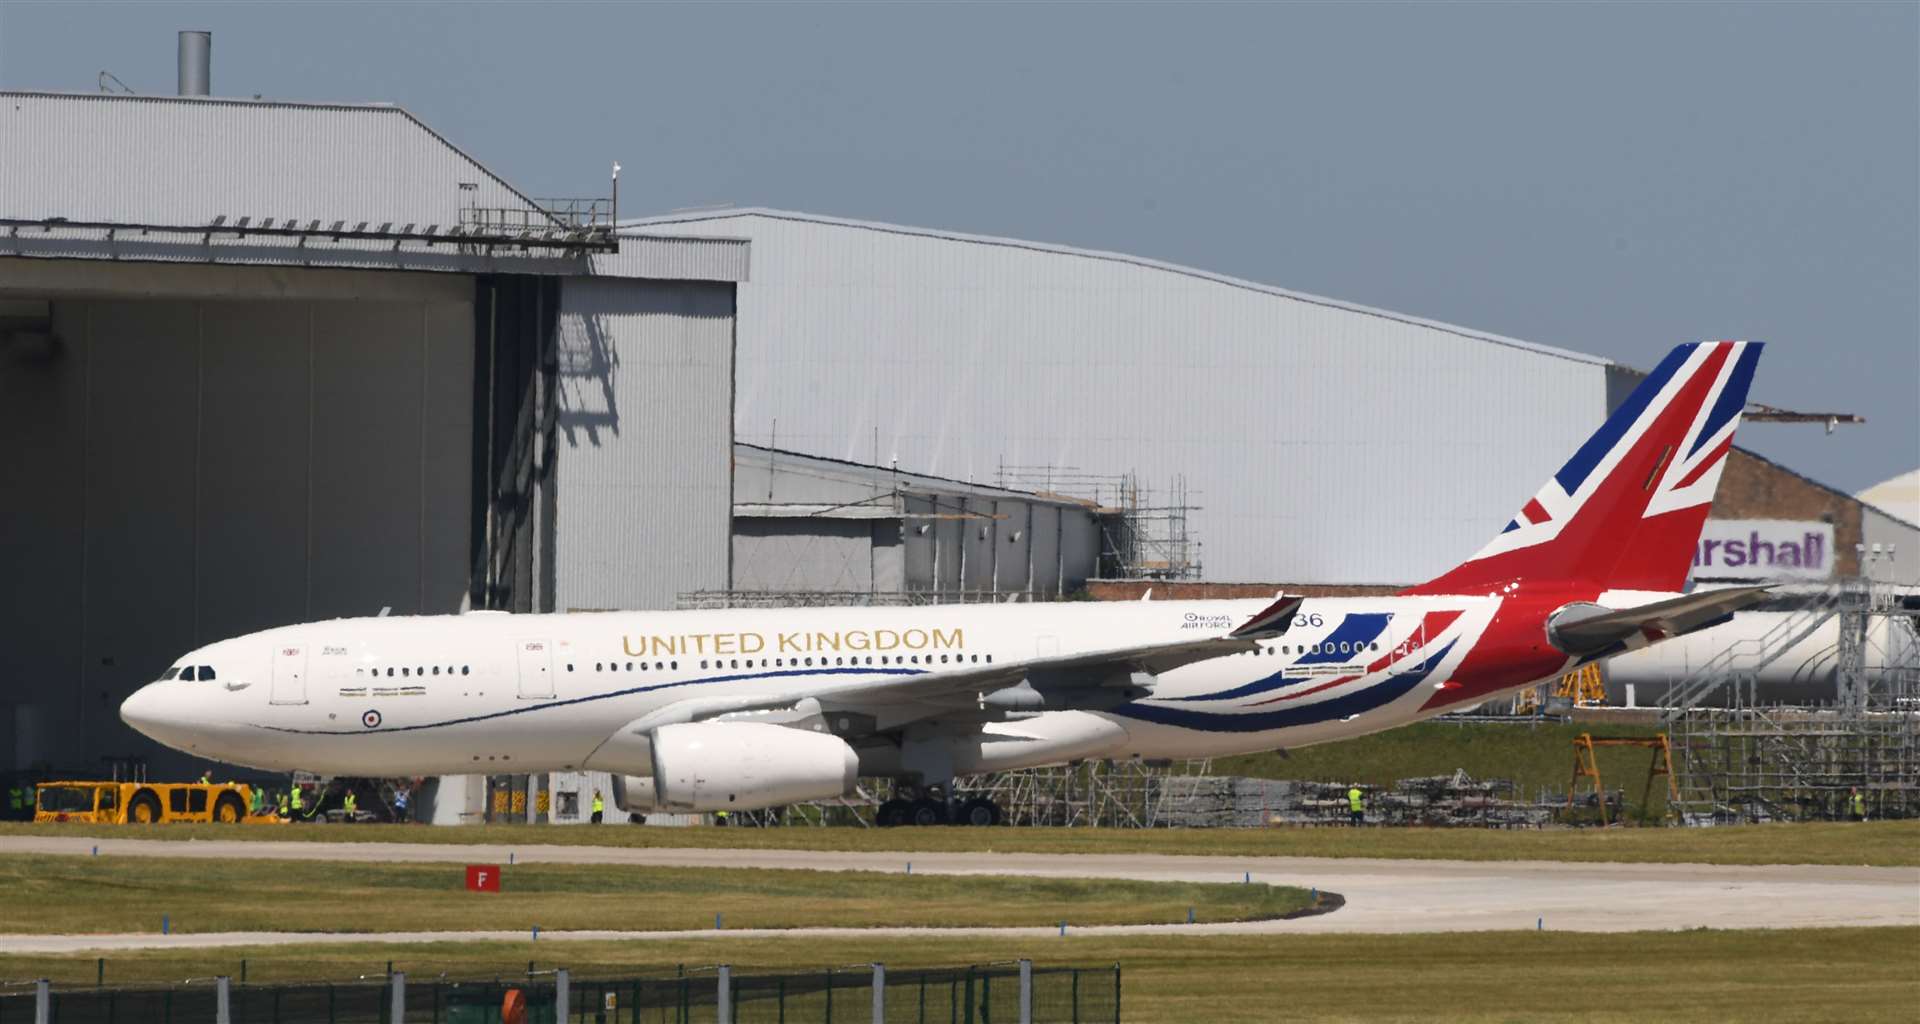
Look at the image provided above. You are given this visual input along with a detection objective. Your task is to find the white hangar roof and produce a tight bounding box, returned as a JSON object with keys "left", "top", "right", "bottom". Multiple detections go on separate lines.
{"left": 628, "top": 207, "right": 1622, "bottom": 587}
{"left": 0, "top": 92, "right": 745, "bottom": 282}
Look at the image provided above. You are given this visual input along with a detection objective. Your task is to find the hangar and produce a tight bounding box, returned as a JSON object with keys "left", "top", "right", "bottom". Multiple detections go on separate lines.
{"left": 635, "top": 207, "right": 1919, "bottom": 595}
{"left": 0, "top": 85, "right": 745, "bottom": 775}
{"left": 630, "top": 207, "right": 1634, "bottom": 589}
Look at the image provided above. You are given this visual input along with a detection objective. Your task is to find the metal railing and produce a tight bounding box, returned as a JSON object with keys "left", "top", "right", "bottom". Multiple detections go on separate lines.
{"left": 1660, "top": 586, "right": 1843, "bottom": 714}
{"left": 0, "top": 961, "right": 1120, "bottom": 1024}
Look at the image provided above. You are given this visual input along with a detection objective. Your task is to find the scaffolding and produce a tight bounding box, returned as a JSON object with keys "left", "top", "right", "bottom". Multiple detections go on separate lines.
{"left": 993, "top": 465, "right": 1202, "bottom": 580}
{"left": 947, "top": 758, "right": 1218, "bottom": 827}
{"left": 1663, "top": 577, "right": 1920, "bottom": 823}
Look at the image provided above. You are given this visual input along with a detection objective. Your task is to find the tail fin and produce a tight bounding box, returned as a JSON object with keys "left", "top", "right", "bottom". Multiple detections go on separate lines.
{"left": 1408, "top": 340, "right": 1764, "bottom": 596}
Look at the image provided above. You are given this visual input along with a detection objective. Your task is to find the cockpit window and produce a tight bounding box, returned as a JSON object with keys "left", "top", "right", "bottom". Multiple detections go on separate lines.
{"left": 200, "top": 666, "right": 215, "bottom": 681}
{"left": 161, "top": 667, "right": 181, "bottom": 680}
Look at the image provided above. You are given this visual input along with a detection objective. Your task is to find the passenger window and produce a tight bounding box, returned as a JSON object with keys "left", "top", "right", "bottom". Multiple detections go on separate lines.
{"left": 402, "top": 667, "right": 410, "bottom": 677}
{"left": 387, "top": 668, "right": 395, "bottom": 677}
{"left": 431, "top": 666, "right": 440, "bottom": 676}
{"left": 700, "top": 661, "right": 709, "bottom": 670}
{"left": 670, "top": 661, "right": 678, "bottom": 670}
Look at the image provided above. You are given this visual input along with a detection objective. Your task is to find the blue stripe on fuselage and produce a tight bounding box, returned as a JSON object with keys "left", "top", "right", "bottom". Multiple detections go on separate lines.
{"left": 1294, "top": 613, "right": 1393, "bottom": 665}
{"left": 1111, "top": 640, "right": 1457, "bottom": 733}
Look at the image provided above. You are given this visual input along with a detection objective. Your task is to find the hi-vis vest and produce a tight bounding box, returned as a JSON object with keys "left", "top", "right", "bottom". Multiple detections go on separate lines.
{"left": 290, "top": 788, "right": 304, "bottom": 810}
{"left": 1852, "top": 792, "right": 1866, "bottom": 815}
{"left": 592, "top": 795, "right": 604, "bottom": 814}
{"left": 1348, "top": 788, "right": 1365, "bottom": 812}
{"left": 343, "top": 793, "right": 357, "bottom": 813}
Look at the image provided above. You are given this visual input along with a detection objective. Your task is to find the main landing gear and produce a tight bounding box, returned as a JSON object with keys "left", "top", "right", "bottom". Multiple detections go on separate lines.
{"left": 874, "top": 787, "right": 1004, "bottom": 827}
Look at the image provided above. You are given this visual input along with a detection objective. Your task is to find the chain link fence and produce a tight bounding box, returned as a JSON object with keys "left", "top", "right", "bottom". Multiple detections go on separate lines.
{"left": 0, "top": 962, "right": 1118, "bottom": 1024}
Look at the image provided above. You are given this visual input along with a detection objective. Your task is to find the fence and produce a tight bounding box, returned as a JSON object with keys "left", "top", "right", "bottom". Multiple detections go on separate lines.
{"left": 0, "top": 962, "right": 1119, "bottom": 1024}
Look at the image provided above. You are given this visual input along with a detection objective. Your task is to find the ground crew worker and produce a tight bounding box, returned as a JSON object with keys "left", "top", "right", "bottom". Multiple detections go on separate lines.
{"left": 1347, "top": 786, "right": 1366, "bottom": 826}
{"left": 197, "top": 771, "right": 211, "bottom": 785}
{"left": 6, "top": 785, "right": 24, "bottom": 820}
{"left": 714, "top": 809, "right": 730, "bottom": 826}
{"left": 590, "top": 791, "right": 604, "bottom": 824}
{"left": 277, "top": 791, "right": 290, "bottom": 818}
{"left": 289, "top": 784, "right": 305, "bottom": 821}
{"left": 1850, "top": 787, "right": 1867, "bottom": 821}
{"left": 342, "top": 789, "right": 358, "bottom": 822}
{"left": 393, "top": 787, "right": 411, "bottom": 824}
{"left": 249, "top": 786, "right": 264, "bottom": 815}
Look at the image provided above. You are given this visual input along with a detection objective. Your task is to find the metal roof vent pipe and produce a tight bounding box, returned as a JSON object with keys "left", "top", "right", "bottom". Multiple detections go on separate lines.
{"left": 177, "top": 30, "right": 211, "bottom": 96}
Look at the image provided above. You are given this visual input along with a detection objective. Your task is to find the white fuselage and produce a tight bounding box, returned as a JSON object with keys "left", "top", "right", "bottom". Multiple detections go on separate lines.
{"left": 121, "top": 594, "right": 1567, "bottom": 780}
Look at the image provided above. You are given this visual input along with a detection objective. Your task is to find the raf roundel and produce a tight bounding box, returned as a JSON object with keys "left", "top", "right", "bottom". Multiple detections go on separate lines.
{"left": 361, "top": 709, "right": 382, "bottom": 729}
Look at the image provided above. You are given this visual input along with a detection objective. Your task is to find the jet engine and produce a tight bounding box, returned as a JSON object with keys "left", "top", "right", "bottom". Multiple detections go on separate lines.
{"left": 608, "top": 774, "right": 661, "bottom": 814}
{"left": 649, "top": 721, "right": 860, "bottom": 812}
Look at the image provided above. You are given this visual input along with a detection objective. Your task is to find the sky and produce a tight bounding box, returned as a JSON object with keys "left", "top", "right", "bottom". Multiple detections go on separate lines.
{"left": 2, "top": 1, "right": 1914, "bottom": 492}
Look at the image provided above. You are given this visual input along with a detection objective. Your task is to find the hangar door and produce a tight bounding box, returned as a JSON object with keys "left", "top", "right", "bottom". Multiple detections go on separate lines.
{"left": 0, "top": 262, "right": 475, "bottom": 775}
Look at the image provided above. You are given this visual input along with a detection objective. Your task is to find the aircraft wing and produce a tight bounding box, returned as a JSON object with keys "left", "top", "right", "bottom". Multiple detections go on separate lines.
{"left": 625, "top": 594, "right": 1303, "bottom": 733}
{"left": 1548, "top": 585, "right": 1773, "bottom": 658}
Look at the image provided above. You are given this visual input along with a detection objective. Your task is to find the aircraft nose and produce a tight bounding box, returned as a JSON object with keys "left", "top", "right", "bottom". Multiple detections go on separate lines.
{"left": 119, "top": 684, "right": 166, "bottom": 736}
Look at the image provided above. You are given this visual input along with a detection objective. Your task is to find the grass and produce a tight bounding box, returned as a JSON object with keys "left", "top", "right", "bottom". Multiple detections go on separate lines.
{"left": 5, "top": 818, "right": 1916, "bottom": 867}
{"left": 0, "top": 854, "right": 1312, "bottom": 935}
{"left": 1217, "top": 719, "right": 1676, "bottom": 814}
{"left": 3, "top": 928, "right": 1915, "bottom": 1022}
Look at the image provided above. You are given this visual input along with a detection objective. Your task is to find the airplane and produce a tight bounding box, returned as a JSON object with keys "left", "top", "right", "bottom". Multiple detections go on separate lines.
{"left": 122, "top": 340, "right": 1769, "bottom": 827}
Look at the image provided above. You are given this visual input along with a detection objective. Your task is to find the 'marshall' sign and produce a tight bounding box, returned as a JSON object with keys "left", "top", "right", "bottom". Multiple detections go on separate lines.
{"left": 1693, "top": 519, "right": 1834, "bottom": 581}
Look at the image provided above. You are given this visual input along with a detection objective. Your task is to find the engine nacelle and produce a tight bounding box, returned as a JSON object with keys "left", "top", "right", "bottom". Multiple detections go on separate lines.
{"left": 650, "top": 721, "right": 860, "bottom": 812}
{"left": 608, "top": 774, "right": 660, "bottom": 814}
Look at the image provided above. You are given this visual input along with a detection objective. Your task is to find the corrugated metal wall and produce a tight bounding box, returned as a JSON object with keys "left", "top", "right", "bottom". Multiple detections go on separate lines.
{"left": 727, "top": 447, "right": 1103, "bottom": 598}
{"left": 552, "top": 278, "right": 735, "bottom": 611}
{"left": 640, "top": 211, "right": 1615, "bottom": 585}
{"left": 0, "top": 270, "right": 472, "bottom": 774}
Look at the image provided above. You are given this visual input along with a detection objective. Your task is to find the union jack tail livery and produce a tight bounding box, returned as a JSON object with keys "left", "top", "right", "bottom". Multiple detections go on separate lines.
{"left": 1409, "top": 341, "right": 1763, "bottom": 596}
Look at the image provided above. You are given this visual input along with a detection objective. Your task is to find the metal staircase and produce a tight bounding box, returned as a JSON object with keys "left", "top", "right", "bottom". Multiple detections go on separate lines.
{"left": 1660, "top": 586, "right": 1842, "bottom": 714}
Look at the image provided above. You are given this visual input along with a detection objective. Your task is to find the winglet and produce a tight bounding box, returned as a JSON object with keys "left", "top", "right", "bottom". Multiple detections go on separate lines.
{"left": 1230, "top": 594, "right": 1303, "bottom": 638}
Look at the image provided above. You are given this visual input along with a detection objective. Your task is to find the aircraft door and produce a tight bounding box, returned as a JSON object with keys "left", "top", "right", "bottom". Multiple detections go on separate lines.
{"left": 517, "top": 639, "right": 555, "bottom": 700}
{"left": 270, "top": 644, "right": 309, "bottom": 705}
{"left": 1389, "top": 616, "right": 1425, "bottom": 675}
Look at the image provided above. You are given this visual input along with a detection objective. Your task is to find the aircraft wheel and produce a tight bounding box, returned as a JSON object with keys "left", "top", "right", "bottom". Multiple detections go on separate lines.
{"left": 958, "top": 797, "right": 1001, "bottom": 827}
{"left": 875, "top": 798, "right": 910, "bottom": 827}
{"left": 907, "top": 798, "right": 948, "bottom": 827}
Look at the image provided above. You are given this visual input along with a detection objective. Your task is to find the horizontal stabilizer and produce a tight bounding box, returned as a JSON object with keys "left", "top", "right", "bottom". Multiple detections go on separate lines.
{"left": 1230, "top": 594, "right": 1304, "bottom": 638}
{"left": 1547, "top": 585, "right": 1773, "bottom": 657}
